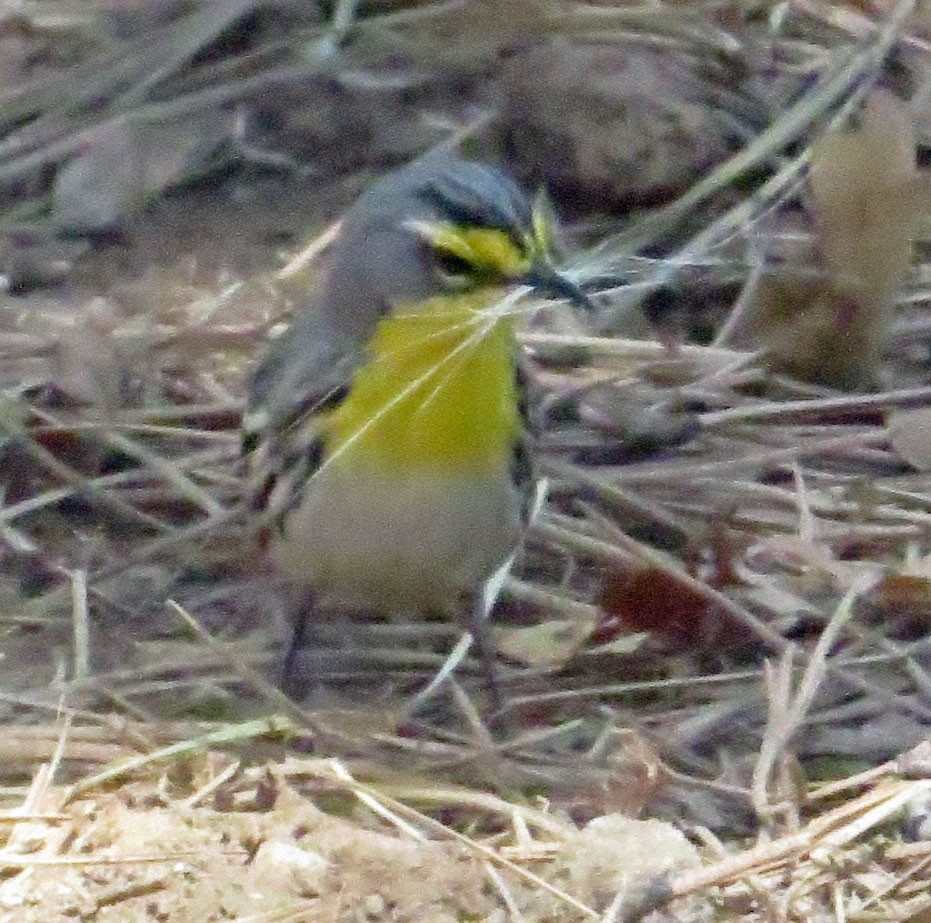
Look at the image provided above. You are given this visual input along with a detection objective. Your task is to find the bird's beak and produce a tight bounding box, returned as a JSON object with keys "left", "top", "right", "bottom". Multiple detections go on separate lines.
{"left": 523, "top": 263, "right": 595, "bottom": 312}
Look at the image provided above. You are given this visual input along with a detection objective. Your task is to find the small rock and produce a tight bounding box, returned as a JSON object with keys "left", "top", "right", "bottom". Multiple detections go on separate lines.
{"left": 250, "top": 839, "right": 329, "bottom": 897}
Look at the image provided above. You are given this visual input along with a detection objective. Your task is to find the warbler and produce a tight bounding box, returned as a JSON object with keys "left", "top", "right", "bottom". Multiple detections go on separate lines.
{"left": 243, "top": 155, "right": 590, "bottom": 703}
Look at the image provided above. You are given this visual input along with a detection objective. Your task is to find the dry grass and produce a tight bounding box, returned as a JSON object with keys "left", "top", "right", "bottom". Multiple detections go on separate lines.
{"left": 0, "top": 1, "right": 930, "bottom": 920}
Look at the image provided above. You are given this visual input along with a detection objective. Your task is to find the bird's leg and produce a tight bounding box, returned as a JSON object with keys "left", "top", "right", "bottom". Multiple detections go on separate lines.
{"left": 468, "top": 590, "right": 505, "bottom": 718}
{"left": 281, "top": 589, "right": 315, "bottom": 699}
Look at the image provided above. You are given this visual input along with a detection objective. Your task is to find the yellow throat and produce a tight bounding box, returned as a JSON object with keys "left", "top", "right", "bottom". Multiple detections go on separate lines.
{"left": 323, "top": 291, "right": 519, "bottom": 477}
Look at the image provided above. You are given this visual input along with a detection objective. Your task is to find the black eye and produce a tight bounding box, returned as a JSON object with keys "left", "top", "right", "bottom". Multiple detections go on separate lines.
{"left": 434, "top": 249, "right": 473, "bottom": 278}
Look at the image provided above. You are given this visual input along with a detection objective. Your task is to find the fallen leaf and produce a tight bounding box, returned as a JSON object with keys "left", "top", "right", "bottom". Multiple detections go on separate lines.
{"left": 597, "top": 565, "right": 717, "bottom": 651}
{"left": 888, "top": 406, "right": 931, "bottom": 471}
{"left": 495, "top": 615, "right": 596, "bottom": 668}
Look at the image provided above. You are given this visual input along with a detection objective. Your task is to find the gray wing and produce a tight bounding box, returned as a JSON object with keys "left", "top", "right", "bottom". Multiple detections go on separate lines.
{"left": 242, "top": 306, "right": 362, "bottom": 523}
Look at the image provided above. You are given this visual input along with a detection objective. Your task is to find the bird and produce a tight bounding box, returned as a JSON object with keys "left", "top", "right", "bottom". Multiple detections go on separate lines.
{"left": 242, "top": 155, "right": 591, "bottom": 710}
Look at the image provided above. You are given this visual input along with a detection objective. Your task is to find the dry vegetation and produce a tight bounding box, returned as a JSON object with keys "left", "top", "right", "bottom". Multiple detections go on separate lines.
{"left": 1, "top": 1, "right": 931, "bottom": 921}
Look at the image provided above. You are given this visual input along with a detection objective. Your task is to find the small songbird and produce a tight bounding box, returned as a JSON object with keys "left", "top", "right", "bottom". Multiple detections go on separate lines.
{"left": 243, "top": 155, "right": 591, "bottom": 706}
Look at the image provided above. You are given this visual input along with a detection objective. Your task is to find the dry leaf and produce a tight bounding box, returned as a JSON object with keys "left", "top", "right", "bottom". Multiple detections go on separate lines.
{"left": 544, "top": 730, "right": 664, "bottom": 826}
{"left": 495, "top": 615, "right": 596, "bottom": 668}
{"left": 740, "top": 89, "right": 926, "bottom": 389}
{"left": 597, "top": 565, "right": 720, "bottom": 651}
{"left": 810, "top": 89, "right": 921, "bottom": 306}
{"left": 866, "top": 573, "right": 931, "bottom": 636}
{"left": 888, "top": 406, "right": 931, "bottom": 471}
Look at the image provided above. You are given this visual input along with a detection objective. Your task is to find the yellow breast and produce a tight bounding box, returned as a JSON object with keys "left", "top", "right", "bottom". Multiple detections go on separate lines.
{"left": 323, "top": 292, "right": 518, "bottom": 476}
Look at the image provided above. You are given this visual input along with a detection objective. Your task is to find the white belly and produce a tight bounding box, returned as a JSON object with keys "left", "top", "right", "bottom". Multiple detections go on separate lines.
{"left": 271, "top": 466, "right": 523, "bottom": 614}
